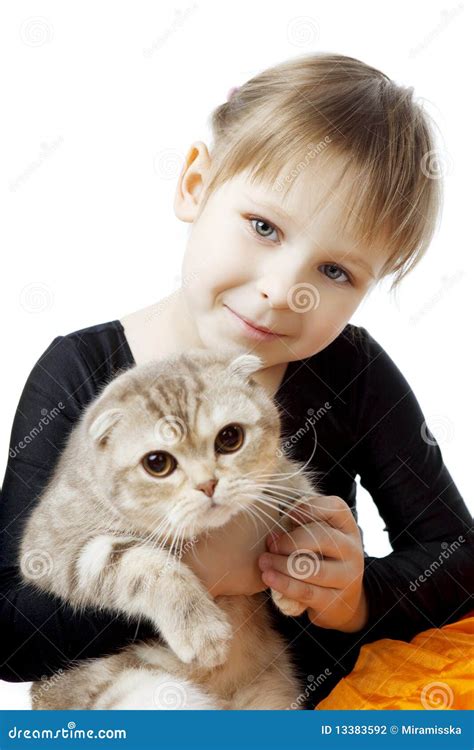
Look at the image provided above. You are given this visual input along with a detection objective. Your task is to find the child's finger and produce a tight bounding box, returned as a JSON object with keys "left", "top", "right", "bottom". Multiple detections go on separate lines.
{"left": 261, "top": 567, "right": 337, "bottom": 608}
{"left": 289, "top": 495, "right": 356, "bottom": 534}
{"left": 259, "top": 552, "right": 347, "bottom": 588}
{"left": 286, "top": 499, "right": 323, "bottom": 527}
{"left": 267, "top": 521, "right": 348, "bottom": 559}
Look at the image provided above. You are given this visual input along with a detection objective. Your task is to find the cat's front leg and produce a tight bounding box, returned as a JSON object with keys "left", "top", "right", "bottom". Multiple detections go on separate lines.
{"left": 271, "top": 589, "right": 307, "bottom": 617}
{"left": 268, "top": 474, "right": 323, "bottom": 618}
{"left": 71, "top": 535, "right": 233, "bottom": 669}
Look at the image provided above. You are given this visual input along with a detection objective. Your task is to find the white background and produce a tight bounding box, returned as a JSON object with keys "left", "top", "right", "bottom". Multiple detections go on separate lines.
{"left": 0, "top": 0, "right": 472, "bottom": 709}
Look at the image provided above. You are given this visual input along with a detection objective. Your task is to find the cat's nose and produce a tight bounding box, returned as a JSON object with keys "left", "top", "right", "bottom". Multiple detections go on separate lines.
{"left": 196, "top": 478, "right": 218, "bottom": 498}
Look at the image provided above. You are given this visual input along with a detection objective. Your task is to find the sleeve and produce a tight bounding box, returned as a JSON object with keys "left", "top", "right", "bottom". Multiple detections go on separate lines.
{"left": 0, "top": 336, "right": 156, "bottom": 683}
{"left": 351, "top": 327, "right": 473, "bottom": 643}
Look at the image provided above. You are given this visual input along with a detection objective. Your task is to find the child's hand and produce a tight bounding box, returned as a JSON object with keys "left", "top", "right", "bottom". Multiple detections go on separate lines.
{"left": 181, "top": 502, "right": 280, "bottom": 597}
{"left": 258, "top": 495, "right": 369, "bottom": 632}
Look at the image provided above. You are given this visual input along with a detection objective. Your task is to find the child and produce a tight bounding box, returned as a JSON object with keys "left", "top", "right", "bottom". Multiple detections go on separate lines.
{"left": 1, "top": 52, "right": 472, "bottom": 708}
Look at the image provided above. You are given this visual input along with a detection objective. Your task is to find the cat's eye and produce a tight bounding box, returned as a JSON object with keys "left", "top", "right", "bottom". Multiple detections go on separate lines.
{"left": 215, "top": 424, "right": 245, "bottom": 454}
{"left": 142, "top": 451, "right": 177, "bottom": 478}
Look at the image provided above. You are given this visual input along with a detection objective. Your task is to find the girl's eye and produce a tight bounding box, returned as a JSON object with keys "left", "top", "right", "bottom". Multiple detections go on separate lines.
{"left": 249, "top": 217, "right": 279, "bottom": 242}
{"left": 142, "top": 451, "right": 177, "bottom": 478}
{"left": 215, "top": 424, "right": 245, "bottom": 454}
{"left": 319, "top": 263, "right": 351, "bottom": 285}
{"left": 248, "top": 216, "right": 352, "bottom": 286}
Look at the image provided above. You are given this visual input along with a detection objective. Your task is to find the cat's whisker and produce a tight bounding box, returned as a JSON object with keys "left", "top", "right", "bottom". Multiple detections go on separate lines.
{"left": 243, "top": 506, "right": 261, "bottom": 536}
{"left": 240, "top": 480, "right": 301, "bottom": 496}
{"left": 247, "top": 494, "right": 315, "bottom": 530}
{"left": 251, "top": 494, "right": 298, "bottom": 512}
{"left": 143, "top": 517, "right": 174, "bottom": 550}
{"left": 178, "top": 527, "right": 189, "bottom": 568}
{"left": 252, "top": 494, "right": 317, "bottom": 526}
{"left": 140, "top": 522, "right": 168, "bottom": 547}
{"left": 256, "top": 479, "right": 308, "bottom": 495}
{"left": 245, "top": 494, "right": 298, "bottom": 521}
{"left": 252, "top": 487, "right": 315, "bottom": 511}
{"left": 174, "top": 527, "right": 185, "bottom": 570}
{"left": 166, "top": 526, "right": 182, "bottom": 568}
{"left": 245, "top": 448, "right": 321, "bottom": 483}
{"left": 242, "top": 468, "right": 295, "bottom": 480}
{"left": 255, "top": 498, "right": 321, "bottom": 547}
{"left": 242, "top": 486, "right": 303, "bottom": 507}
{"left": 253, "top": 486, "right": 302, "bottom": 502}
{"left": 171, "top": 525, "right": 185, "bottom": 558}
{"left": 250, "top": 496, "right": 297, "bottom": 515}
{"left": 234, "top": 504, "right": 276, "bottom": 541}
{"left": 237, "top": 498, "right": 289, "bottom": 537}
{"left": 236, "top": 480, "right": 302, "bottom": 502}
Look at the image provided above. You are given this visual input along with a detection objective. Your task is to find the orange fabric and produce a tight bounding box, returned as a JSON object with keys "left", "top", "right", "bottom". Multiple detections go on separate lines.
{"left": 315, "top": 611, "right": 474, "bottom": 710}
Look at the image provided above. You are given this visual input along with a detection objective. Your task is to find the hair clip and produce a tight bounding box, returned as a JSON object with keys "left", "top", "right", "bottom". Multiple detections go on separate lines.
{"left": 226, "top": 86, "right": 240, "bottom": 101}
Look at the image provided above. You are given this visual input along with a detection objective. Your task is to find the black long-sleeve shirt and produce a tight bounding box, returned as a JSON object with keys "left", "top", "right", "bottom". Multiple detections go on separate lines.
{"left": 1, "top": 319, "right": 472, "bottom": 697}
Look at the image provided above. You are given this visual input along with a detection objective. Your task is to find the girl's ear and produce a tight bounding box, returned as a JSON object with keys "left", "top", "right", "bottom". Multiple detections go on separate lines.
{"left": 228, "top": 354, "right": 263, "bottom": 381}
{"left": 88, "top": 408, "right": 123, "bottom": 445}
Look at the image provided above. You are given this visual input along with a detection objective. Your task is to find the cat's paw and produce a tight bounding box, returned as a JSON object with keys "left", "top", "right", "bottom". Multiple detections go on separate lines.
{"left": 165, "top": 609, "right": 233, "bottom": 669}
{"left": 271, "top": 588, "right": 307, "bottom": 617}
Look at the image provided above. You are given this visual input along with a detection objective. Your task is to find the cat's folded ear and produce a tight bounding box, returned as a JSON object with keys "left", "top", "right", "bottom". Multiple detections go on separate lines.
{"left": 228, "top": 354, "right": 263, "bottom": 381}
{"left": 87, "top": 408, "right": 123, "bottom": 446}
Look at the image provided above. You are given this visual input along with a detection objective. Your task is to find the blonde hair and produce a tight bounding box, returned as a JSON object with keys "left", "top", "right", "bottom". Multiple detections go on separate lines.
{"left": 201, "top": 53, "right": 443, "bottom": 293}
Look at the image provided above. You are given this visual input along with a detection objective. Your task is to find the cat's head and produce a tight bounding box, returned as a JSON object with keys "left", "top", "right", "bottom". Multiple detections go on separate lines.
{"left": 82, "top": 348, "right": 283, "bottom": 538}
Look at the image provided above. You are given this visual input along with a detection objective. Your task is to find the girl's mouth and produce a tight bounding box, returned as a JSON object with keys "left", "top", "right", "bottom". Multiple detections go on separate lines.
{"left": 224, "top": 305, "right": 283, "bottom": 341}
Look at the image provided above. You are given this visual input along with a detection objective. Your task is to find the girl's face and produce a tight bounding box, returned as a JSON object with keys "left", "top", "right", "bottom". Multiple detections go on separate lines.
{"left": 175, "top": 143, "right": 387, "bottom": 369}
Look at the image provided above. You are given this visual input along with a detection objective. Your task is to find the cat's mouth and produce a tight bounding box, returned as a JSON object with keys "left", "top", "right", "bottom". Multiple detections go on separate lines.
{"left": 186, "top": 497, "right": 239, "bottom": 532}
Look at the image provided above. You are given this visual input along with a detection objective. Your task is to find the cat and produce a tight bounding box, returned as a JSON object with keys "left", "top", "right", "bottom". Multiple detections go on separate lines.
{"left": 19, "top": 347, "right": 323, "bottom": 710}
